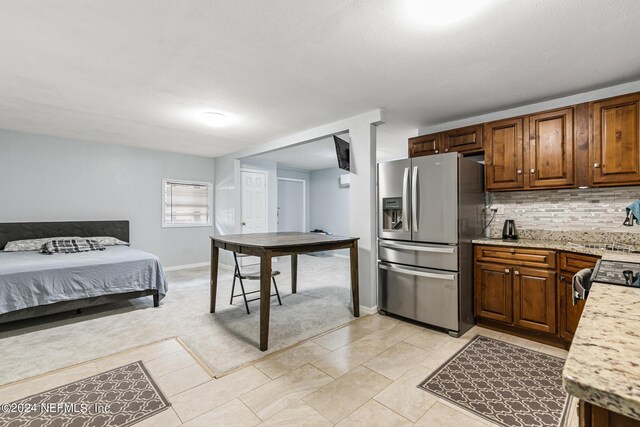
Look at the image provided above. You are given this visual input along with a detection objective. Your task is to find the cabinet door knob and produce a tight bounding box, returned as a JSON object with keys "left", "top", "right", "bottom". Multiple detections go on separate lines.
{"left": 530, "top": 168, "right": 535, "bottom": 174}
{"left": 504, "top": 268, "right": 510, "bottom": 273}
{"left": 434, "top": 150, "right": 439, "bottom": 154}
{"left": 594, "top": 163, "right": 601, "bottom": 168}
{"left": 514, "top": 269, "right": 520, "bottom": 275}
{"left": 444, "top": 148, "right": 449, "bottom": 152}
{"left": 517, "top": 169, "right": 522, "bottom": 175}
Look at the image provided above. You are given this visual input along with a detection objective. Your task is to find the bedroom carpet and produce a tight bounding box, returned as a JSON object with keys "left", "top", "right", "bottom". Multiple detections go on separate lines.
{"left": 0, "top": 255, "right": 356, "bottom": 386}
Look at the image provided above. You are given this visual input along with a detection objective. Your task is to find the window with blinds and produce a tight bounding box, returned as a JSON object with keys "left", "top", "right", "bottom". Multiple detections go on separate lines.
{"left": 162, "top": 179, "right": 213, "bottom": 227}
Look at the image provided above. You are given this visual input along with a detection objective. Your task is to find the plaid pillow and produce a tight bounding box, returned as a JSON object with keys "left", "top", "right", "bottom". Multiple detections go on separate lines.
{"left": 41, "top": 239, "right": 106, "bottom": 255}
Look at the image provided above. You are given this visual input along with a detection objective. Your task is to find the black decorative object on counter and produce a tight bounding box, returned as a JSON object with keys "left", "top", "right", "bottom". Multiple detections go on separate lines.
{"left": 502, "top": 219, "right": 518, "bottom": 240}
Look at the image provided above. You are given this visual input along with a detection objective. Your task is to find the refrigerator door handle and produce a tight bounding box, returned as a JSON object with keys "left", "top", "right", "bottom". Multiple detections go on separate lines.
{"left": 379, "top": 263, "right": 456, "bottom": 281}
{"left": 411, "top": 166, "right": 419, "bottom": 232}
{"left": 379, "top": 241, "right": 455, "bottom": 254}
{"left": 402, "top": 167, "right": 409, "bottom": 231}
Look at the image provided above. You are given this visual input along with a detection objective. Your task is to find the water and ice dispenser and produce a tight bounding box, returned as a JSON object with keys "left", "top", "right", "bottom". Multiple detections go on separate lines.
{"left": 382, "top": 197, "right": 404, "bottom": 231}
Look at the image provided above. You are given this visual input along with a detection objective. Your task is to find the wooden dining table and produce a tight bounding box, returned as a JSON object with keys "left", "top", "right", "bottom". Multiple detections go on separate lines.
{"left": 209, "top": 232, "right": 360, "bottom": 351}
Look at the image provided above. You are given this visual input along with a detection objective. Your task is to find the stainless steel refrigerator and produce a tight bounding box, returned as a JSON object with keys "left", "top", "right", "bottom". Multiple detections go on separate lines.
{"left": 377, "top": 152, "right": 484, "bottom": 337}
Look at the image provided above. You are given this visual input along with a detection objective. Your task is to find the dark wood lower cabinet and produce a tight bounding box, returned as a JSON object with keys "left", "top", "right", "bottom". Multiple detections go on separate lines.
{"left": 558, "top": 252, "right": 599, "bottom": 341}
{"left": 475, "top": 262, "right": 513, "bottom": 323}
{"left": 580, "top": 401, "right": 640, "bottom": 427}
{"left": 513, "top": 267, "right": 556, "bottom": 333}
{"left": 474, "top": 245, "right": 600, "bottom": 347}
{"left": 559, "top": 273, "right": 586, "bottom": 340}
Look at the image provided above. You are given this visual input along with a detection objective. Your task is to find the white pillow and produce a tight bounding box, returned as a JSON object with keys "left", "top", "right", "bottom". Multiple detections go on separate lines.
{"left": 89, "top": 236, "right": 129, "bottom": 246}
{"left": 4, "top": 237, "right": 81, "bottom": 252}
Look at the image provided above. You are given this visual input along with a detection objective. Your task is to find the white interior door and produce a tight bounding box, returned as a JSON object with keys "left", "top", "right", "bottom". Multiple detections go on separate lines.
{"left": 278, "top": 179, "right": 305, "bottom": 232}
{"left": 241, "top": 170, "right": 268, "bottom": 266}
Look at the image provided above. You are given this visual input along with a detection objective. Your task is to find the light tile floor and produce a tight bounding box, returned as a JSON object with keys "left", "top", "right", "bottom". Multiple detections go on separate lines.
{"left": 0, "top": 314, "right": 578, "bottom": 427}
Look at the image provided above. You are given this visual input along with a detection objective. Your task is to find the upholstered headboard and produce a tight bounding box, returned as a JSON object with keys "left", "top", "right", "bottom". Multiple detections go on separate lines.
{"left": 0, "top": 220, "right": 130, "bottom": 250}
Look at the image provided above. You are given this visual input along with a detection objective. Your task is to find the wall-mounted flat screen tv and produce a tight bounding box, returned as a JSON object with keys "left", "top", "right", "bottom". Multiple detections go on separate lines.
{"left": 334, "top": 135, "right": 350, "bottom": 171}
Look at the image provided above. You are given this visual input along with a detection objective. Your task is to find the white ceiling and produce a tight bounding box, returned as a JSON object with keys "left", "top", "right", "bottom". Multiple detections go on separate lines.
{"left": 1, "top": 1, "right": 640, "bottom": 158}
{"left": 254, "top": 136, "right": 343, "bottom": 171}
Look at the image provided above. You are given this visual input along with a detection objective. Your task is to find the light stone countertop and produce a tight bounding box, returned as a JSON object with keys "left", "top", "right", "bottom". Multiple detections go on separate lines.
{"left": 471, "top": 237, "right": 618, "bottom": 257}
{"left": 473, "top": 237, "right": 640, "bottom": 419}
{"left": 562, "top": 282, "right": 640, "bottom": 420}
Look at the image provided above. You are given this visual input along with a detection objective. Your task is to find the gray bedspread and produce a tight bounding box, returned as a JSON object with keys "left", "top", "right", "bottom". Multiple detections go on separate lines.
{"left": 0, "top": 246, "right": 168, "bottom": 315}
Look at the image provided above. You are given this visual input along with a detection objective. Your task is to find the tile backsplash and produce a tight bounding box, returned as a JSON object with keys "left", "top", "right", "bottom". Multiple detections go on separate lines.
{"left": 488, "top": 186, "right": 640, "bottom": 234}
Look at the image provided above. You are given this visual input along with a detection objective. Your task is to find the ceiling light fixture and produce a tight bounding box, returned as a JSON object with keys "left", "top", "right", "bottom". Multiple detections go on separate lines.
{"left": 404, "top": 0, "right": 493, "bottom": 27}
{"left": 201, "top": 112, "right": 231, "bottom": 127}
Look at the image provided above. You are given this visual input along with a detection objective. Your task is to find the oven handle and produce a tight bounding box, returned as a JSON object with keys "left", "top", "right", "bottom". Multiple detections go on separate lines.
{"left": 379, "top": 241, "right": 455, "bottom": 254}
{"left": 379, "top": 263, "right": 456, "bottom": 281}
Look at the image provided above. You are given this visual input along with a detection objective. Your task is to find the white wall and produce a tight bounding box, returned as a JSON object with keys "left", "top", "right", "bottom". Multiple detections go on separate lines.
{"left": 277, "top": 167, "right": 311, "bottom": 232}
{"left": 348, "top": 123, "right": 378, "bottom": 309}
{"left": 214, "top": 156, "right": 241, "bottom": 266}
{"left": 0, "top": 130, "right": 215, "bottom": 268}
{"left": 214, "top": 156, "right": 240, "bottom": 237}
{"left": 309, "top": 168, "right": 349, "bottom": 237}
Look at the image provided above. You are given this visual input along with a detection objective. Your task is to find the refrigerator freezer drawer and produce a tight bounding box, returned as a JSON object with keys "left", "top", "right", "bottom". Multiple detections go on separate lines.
{"left": 378, "top": 240, "right": 458, "bottom": 271}
{"left": 378, "top": 262, "right": 459, "bottom": 331}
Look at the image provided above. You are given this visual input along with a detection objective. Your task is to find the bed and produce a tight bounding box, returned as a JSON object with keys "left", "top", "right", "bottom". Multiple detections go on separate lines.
{"left": 0, "top": 220, "right": 168, "bottom": 324}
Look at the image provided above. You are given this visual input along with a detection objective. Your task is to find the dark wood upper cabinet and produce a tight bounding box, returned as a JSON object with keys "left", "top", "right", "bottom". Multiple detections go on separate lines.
{"left": 528, "top": 107, "right": 575, "bottom": 188}
{"left": 474, "top": 262, "right": 513, "bottom": 324}
{"left": 513, "top": 267, "right": 557, "bottom": 334}
{"left": 590, "top": 93, "right": 640, "bottom": 186}
{"left": 485, "top": 118, "right": 525, "bottom": 191}
{"left": 408, "top": 133, "right": 441, "bottom": 157}
{"left": 443, "top": 124, "right": 483, "bottom": 154}
{"left": 408, "top": 91, "right": 640, "bottom": 190}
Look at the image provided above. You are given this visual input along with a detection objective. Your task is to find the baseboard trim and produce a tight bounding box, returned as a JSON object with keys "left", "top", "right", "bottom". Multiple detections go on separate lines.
{"left": 164, "top": 262, "right": 209, "bottom": 272}
{"left": 359, "top": 305, "right": 378, "bottom": 315}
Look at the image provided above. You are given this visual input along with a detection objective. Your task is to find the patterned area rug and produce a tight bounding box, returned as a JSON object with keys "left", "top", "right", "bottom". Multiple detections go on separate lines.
{"left": 0, "top": 361, "right": 170, "bottom": 427}
{"left": 418, "top": 336, "right": 570, "bottom": 427}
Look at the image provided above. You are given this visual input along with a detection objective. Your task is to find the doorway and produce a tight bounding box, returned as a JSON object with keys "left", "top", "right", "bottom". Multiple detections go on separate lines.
{"left": 277, "top": 178, "right": 306, "bottom": 232}
{"left": 241, "top": 169, "right": 268, "bottom": 266}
